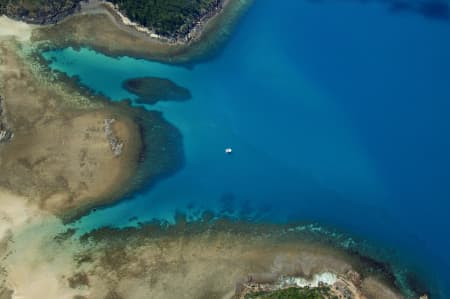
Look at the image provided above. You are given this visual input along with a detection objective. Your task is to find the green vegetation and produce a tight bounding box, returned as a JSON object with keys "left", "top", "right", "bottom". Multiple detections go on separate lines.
{"left": 109, "top": 0, "right": 221, "bottom": 37}
{"left": 0, "top": 0, "right": 80, "bottom": 24}
{"left": 0, "top": 0, "right": 223, "bottom": 38}
{"left": 244, "top": 286, "right": 335, "bottom": 299}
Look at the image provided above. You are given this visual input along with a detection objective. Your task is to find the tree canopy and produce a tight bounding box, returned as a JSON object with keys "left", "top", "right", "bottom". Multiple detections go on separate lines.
{"left": 109, "top": 0, "right": 221, "bottom": 37}
{"left": 0, "top": 0, "right": 80, "bottom": 24}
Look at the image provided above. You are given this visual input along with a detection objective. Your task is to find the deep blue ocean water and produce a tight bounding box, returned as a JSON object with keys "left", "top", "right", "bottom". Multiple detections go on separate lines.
{"left": 43, "top": 0, "right": 450, "bottom": 296}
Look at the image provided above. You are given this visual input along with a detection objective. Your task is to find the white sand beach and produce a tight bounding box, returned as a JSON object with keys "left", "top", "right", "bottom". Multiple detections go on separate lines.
{"left": 0, "top": 17, "right": 34, "bottom": 42}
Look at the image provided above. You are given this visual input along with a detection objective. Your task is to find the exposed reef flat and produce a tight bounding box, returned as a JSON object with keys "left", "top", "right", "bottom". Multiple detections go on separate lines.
{"left": 0, "top": 40, "right": 137, "bottom": 219}
{"left": 1, "top": 213, "right": 413, "bottom": 298}
{"left": 24, "top": 220, "right": 408, "bottom": 299}
{"left": 31, "top": 0, "right": 253, "bottom": 64}
{"left": 123, "top": 77, "right": 191, "bottom": 105}
{"left": 0, "top": 38, "right": 183, "bottom": 221}
{"left": 0, "top": 18, "right": 185, "bottom": 299}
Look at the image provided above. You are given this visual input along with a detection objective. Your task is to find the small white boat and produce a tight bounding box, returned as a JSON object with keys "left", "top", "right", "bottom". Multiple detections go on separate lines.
{"left": 225, "top": 147, "right": 233, "bottom": 154}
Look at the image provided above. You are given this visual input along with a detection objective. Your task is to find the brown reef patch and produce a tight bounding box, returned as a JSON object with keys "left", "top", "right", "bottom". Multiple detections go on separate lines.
{"left": 0, "top": 40, "right": 140, "bottom": 219}
{"left": 67, "top": 221, "right": 406, "bottom": 299}
{"left": 0, "top": 40, "right": 183, "bottom": 221}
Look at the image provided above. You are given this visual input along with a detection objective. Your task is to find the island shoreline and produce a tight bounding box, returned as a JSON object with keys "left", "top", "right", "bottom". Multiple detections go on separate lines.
{"left": 31, "top": 0, "right": 254, "bottom": 66}
{"left": 78, "top": 218, "right": 430, "bottom": 299}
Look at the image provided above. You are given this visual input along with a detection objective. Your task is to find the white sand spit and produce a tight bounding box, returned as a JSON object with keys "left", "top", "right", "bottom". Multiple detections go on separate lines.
{"left": 0, "top": 16, "right": 34, "bottom": 42}
{"left": 0, "top": 188, "right": 37, "bottom": 240}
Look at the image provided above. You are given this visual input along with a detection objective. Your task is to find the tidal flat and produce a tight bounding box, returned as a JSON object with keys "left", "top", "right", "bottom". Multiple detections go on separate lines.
{"left": 0, "top": 19, "right": 185, "bottom": 298}
{"left": 0, "top": 40, "right": 136, "bottom": 218}
{"left": 3, "top": 217, "right": 414, "bottom": 299}
{"left": 0, "top": 39, "right": 183, "bottom": 221}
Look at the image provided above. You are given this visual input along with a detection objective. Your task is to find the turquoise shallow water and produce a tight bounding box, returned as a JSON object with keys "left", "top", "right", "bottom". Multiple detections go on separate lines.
{"left": 44, "top": 0, "right": 450, "bottom": 296}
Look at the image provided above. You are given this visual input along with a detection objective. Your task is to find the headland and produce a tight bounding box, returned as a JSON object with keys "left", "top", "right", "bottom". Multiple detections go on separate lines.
{"left": 31, "top": 0, "right": 253, "bottom": 64}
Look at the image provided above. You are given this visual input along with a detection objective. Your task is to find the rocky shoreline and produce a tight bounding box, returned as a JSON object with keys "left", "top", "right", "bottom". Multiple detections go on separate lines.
{"left": 236, "top": 271, "right": 364, "bottom": 299}
{"left": 0, "top": 0, "right": 82, "bottom": 25}
{"left": 102, "top": 0, "right": 227, "bottom": 44}
{"left": 103, "top": 118, "right": 123, "bottom": 156}
{"left": 1, "top": 0, "right": 228, "bottom": 44}
{"left": 31, "top": 0, "right": 253, "bottom": 65}
{"left": 0, "top": 96, "right": 13, "bottom": 143}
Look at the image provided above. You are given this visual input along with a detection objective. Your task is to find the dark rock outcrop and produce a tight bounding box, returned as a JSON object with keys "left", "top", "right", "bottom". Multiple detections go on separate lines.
{"left": 0, "top": 96, "right": 13, "bottom": 144}
{"left": 0, "top": 0, "right": 82, "bottom": 25}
